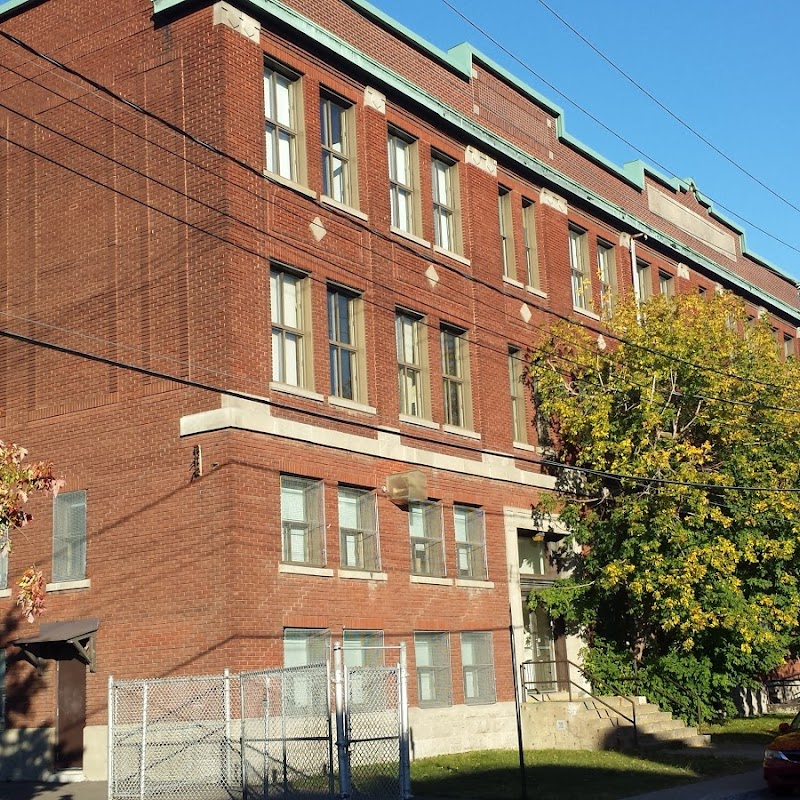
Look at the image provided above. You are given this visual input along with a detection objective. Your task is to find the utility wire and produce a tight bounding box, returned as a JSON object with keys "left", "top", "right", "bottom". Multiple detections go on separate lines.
{"left": 1, "top": 33, "right": 799, "bottom": 399}
{"left": 436, "top": 0, "right": 800, "bottom": 259}
{"left": 533, "top": 0, "right": 800, "bottom": 220}
{"left": 3, "top": 325, "right": 799, "bottom": 495}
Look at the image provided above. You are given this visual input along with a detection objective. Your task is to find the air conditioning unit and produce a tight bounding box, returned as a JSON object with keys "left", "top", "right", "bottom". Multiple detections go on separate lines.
{"left": 384, "top": 470, "right": 427, "bottom": 504}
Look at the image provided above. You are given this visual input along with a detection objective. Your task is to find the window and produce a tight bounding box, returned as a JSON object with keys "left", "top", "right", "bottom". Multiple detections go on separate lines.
{"left": 414, "top": 632, "right": 452, "bottom": 707}
{"left": 271, "top": 266, "right": 311, "bottom": 388}
{"left": 264, "top": 61, "right": 302, "bottom": 182}
{"left": 461, "top": 632, "right": 496, "bottom": 705}
{"left": 338, "top": 486, "right": 380, "bottom": 572}
{"left": 454, "top": 505, "right": 487, "bottom": 580}
{"left": 396, "top": 310, "right": 429, "bottom": 418}
{"left": 0, "top": 536, "right": 7, "bottom": 590}
{"left": 636, "top": 259, "right": 652, "bottom": 301}
{"left": 520, "top": 537, "right": 549, "bottom": 576}
{"left": 280, "top": 476, "right": 326, "bottom": 567}
{"left": 659, "top": 270, "right": 675, "bottom": 297}
{"left": 499, "top": 187, "right": 515, "bottom": 279}
{"left": 409, "top": 500, "right": 444, "bottom": 577}
{"left": 522, "top": 199, "right": 539, "bottom": 289}
{"left": 52, "top": 490, "right": 86, "bottom": 583}
{"left": 328, "top": 285, "right": 364, "bottom": 402}
{"left": 388, "top": 129, "right": 418, "bottom": 234}
{"left": 343, "top": 630, "right": 384, "bottom": 668}
{"left": 568, "top": 225, "right": 590, "bottom": 310}
{"left": 431, "top": 154, "right": 460, "bottom": 253}
{"left": 283, "top": 628, "right": 330, "bottom": 711}
{"left": 509, "top": 347, "right": 527, "bottom": 444}
{"left": 784, "top": 334, "right": 795, "bottom": 361}
{"left": 597, "top": 240, "right": 617, "bottom": 318}
{"left": 441, "top": 325, "right": 471, "bottom": 429}
{"left": 320, "top": 92, "right": 355, "bottom": 206}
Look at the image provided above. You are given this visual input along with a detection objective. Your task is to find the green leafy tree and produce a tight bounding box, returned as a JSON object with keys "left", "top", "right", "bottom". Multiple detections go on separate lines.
{"left": 524, "top": 291, "right": 800, "bottom": 718}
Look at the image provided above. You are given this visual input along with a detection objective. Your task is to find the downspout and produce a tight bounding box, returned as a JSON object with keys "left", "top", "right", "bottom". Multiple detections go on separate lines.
{"left": 629, "top": 232, "right": 647, "bottom": 307}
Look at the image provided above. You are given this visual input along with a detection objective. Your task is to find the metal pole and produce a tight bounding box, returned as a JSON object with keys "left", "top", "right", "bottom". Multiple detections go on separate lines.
{"left": 399, "top": 641, "right": 411, "bottom": 800}
{"left": 223, "top": 669, "right": 231, "bottom": 788}
{"left": 139, "top": 682, "right": 148, "bottom": 800}
{"left": 107, "top": 677, "right": 114, "bottom": 800}
{"left": 239, "top": 675, "right": 248, "bottom": 800}
{"left": 334, "top": 642, "right": 351, "bottom": 799}
{"left": 509, "top": 609, "right": 528, "bottom": 800}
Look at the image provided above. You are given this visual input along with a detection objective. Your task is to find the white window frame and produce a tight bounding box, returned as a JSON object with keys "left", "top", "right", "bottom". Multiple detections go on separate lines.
{"left": 431, "top": 153, "right": 460, "bottom": 253}
{"left": 280, "top": 476, "right": 326, "bottom": 567}
{"left": 568, "top": 224, "right": 590, "bottom": 310}
{"left": 461, "top": 632, "right": 496, "bottom": 705}
{"left": 659, "top": 270, "right": 675, "bottom": 297}
{"left": 784, "top": 333, "right": 795, "bottom": 361}
{"left": 271, "top": 265, "right": 312, "bottom": 389}
{"left": 264, "top": 60, "right": 303, "bottom": 182}
{"left": 338, "top": 486, "right": 380, "bottom": 572}
{"left": 328, "top": 285, "right": 365, "bottom": 403}
{"left": 52, "top": 490, "right": 86, "bottom": 583}
{"left": 441, "top": 325, "right": 471, "bottom": 430}
{"left": 320, "top": 91, "right": 356, "bottom": 207}
{"left": 597, "top": 239, "right": 617, "bottom": 318}
{"left": 414, "top": 631, "right": 452, "bottom": 708}
{"left": 522, "top": 198, "right": 539, "bottom": 289}
{"left": 396, "top": 310, "right": 429, "bottom": 419}
{"left": 499, "top": 186, "right": 515, "bottom": 279}
{"left": 409, "top": 501, "right": 445, "bottom": 578}
{"left": 454, "top": 505, "right": 487, "bottom": 581}
{"left": 388, "top": 129, "right": 419, "bottom": 235}
{"left": 637, "top": 259, "right": 652, "bottom": 301}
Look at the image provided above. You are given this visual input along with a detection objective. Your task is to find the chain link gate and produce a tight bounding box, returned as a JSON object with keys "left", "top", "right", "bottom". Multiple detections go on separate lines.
{"left": 108, "top": 645, "right": 409, "bottom": 800}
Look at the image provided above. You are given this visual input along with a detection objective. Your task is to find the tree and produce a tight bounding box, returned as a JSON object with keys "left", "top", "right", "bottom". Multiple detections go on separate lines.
{"left": 0, "top": 442, "right": 62, "bottom": 622}
{"left": 524, "top": 291, "right": 800, "bottom": 718}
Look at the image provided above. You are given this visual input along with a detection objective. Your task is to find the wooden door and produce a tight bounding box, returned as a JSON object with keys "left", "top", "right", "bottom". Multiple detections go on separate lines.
{"left": 55, "top": 658, "right": 86, "bottom": 770}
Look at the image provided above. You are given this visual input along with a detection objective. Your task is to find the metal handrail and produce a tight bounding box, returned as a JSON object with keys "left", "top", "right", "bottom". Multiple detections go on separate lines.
{"left": 520, "top": 659, "right": 638, "bottom": 746}
{"left": 623, "top": 663, "right": 703, "bottom": 729}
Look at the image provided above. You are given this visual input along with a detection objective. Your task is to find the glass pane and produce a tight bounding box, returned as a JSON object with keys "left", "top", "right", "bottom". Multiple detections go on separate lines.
{"left": 275, "top": 74, "right": 292, "bottom": 126}
{"left": 454, "top": 507, "right": 467, "bottom": 542}
{"left": 340, "top": 350, "right": 354, "bottom": 399}
{"left": 329, "top": 104, "right": 344, "bottom": 152}
{"left": 270, "top": 271, "right": 279, "bottom": 320}
{"left": 337, "top": 294, "right": 351, "bottom": 344}
{"left": 330, "top": 156, "right": 345, "bottom": 203}
{"left": 277, "top": 131, "right": 293, "bottom": 179}
{"left": 272, "top": 330, "right": 283, "bottom": 382}
{"left": 264, "top": 72, "right": 274, "bottom": 119}
{"left": 393, "top": 138, "right": 408, "bottom": 184}
{"left": 408, "top": 503, "right": 425, "bottom": 537}
{"left": 396, "top": 189, "right": 410, "bottom": 232}
{"left": 265, "top": 126, "right": 276, "bottom": 173}
{"left": 282, "top": 275, "right": 299, "bottom": 328}
{"left": 284, "top": 334, "right": 299, "bottom": 386}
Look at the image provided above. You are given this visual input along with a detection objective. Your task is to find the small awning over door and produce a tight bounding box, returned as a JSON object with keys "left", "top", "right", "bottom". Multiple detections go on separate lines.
{"left": 12, "top": 618, "right": 99, "bottom": 673}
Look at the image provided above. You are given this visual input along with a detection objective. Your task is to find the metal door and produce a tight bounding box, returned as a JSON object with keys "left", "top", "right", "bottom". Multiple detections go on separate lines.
{"left": 55, "top": 657, "right": 86, "bottom": 770}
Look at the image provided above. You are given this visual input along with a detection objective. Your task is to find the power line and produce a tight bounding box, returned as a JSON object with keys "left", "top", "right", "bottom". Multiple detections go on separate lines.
{"left": 436, "top": 0, "right": 800, "bottom": 259}
{"left": 532, "top": 0, "right": 800, "bottom": 220}
{"left": 1, "top": 31, "right": 799, "bottom": 403}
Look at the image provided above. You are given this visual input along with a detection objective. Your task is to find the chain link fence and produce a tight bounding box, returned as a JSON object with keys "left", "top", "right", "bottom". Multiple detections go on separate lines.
{"left": 108, "top": 645, "right": 409, "bottom": 800}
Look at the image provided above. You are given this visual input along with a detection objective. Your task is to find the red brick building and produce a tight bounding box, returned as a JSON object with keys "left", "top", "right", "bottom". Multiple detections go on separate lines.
{"left": 0, "top": 0, "right": 797, "bottom": 780}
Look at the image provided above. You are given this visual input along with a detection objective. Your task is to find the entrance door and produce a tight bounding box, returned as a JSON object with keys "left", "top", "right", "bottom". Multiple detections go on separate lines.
{"left": 55, "top": 658, "right": 86, "bottom": 770}
{"left": 527, "top": 606, "right": 557, "bottom": 692}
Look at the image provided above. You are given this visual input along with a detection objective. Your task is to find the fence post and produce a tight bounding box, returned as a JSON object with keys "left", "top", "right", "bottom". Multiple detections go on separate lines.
{"left": 334, "top": 642, "right": 351, "bottom": 799}
{"left": 107, "top": 677, "right": 114, "bottom": 800}
{"left": 399, "top": 642, "right": 411, "bottom": 800}
{"left": 240, "top": 675, "right": 248, "bottom": 800}
{"left": 139, "top": 682, "right": 148, "bottom": 800}
{"left": 223, "top": 669, "right": 231, "bottom": 788}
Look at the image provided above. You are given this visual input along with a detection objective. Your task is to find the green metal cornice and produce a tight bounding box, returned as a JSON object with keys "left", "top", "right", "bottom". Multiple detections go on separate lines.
{"left": 0, "top": 0, "right": 42, "bottom": 19}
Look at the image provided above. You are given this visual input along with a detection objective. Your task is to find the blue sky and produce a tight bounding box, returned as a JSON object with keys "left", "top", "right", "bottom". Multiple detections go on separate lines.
{"left": 372, "top": 0, "right": 800, "bottom": 283}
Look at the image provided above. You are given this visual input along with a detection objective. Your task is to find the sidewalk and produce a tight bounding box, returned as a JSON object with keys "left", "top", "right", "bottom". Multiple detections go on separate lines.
{"left": 625, "top": 767, "right": 766, "bottom": 800}
{"left": 0, "top": 783, "right": 107, "bottom": 800}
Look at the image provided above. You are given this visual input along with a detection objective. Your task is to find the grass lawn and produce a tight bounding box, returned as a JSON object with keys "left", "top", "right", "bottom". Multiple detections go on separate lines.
{"left": 411, "top": 747, "right": 758, "bottom": 800}
{"left": 703, "top": 712, "right": 794, "bottom": 745}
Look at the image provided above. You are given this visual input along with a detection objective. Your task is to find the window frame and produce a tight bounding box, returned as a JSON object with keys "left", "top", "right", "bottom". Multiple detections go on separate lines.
{"left": 658, "top": 270, "right": 675, "bottom": 297}
{"left": 499, "top": 186, "right": 515, "bottom": 279}
{"left": 440, "top": 325, "right": 472, "bottom": 430}
{"left": 264, "top": 59, "right": 304, "bottom": 183}
{"left": 461, "top": 631, "right": 496, "bottom": 705}
{"left": 320, "top": 90, "right": 356, "bottom": 207}
{"left": 327, "top": 284, "right": 365, "bottom": 403}
{"left": 52, "top": 490, "right": 86, "bottom": 583}
{"left": 784, "top": 333, "right": 795, "bottom": 361}
{"left": 508, "top": 346, "right": 527, "bottom": 444}
{"left": 414, "top": 631, "right": 452, "bottom": 708}
{"left": 338, "top": 485, "right": 380, "bottom": 572}
{"left": 453, "top": 504, "right": 487, "bottom": 581}
{"left": 431, "top": 152, "right": 461, "bottom": 254}
{"left": 271, "top": 264, "right": 313, "bottom": 390}
{"left": 396, "top": 309, "right": 430, "bottom": 419}
{"left": 521, "top": 198, "right": 540, "bottom": 289}
{"left": 597, "top": 239, "right": 617, "bottom": 318}
{"left": 636, "top": 258, "right": 652, "bottom": 301}
{"left": 408, "top": 500, "right": 445, "bottom": 578}
{"left": 568, "top": 224, "right": 590, "bottom": 311}
{"left": 280, "top": 476, "right": 326, "bottom": 567}
{"left": 388, "top": 128, "right": 420, "bottom": 235}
